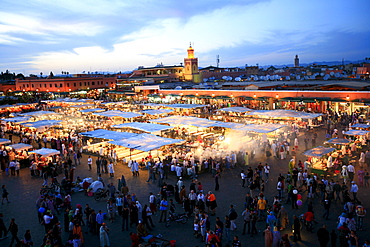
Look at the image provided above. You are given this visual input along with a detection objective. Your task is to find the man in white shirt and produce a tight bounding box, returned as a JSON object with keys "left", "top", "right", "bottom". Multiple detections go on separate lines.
{"left": 264, "top": 164, "right": 270, "bottom": 182}
{"left": 87, "top": 156, "right": 92, "bottom": 171}
{"left": 241, "top": 170, "right": 246, "bottom": 187}
{"left": 347, "top": 163, "right": 355, "bottom": 181}
{"left": 350, "top": 181, "right": 359, "bottom": 203}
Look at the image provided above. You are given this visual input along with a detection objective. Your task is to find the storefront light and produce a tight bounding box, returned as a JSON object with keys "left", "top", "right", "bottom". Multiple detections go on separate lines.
{"left": 346, "top": 95, "right": 350, "bottom": 101}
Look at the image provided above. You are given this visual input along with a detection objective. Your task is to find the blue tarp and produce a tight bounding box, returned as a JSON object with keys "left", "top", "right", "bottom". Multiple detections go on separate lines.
{"left": 325, "top": 138, "right": 352, "bottom": 145}
{"left": 113, "top": 122, "right": 173, "bottom": 133}
{"left": 218, "top": 107, "right": 253, "bottom": 113}
{"left": 344, "top": 130, "right": 370, "bottom": 136}
{"left": 141, "top": 109, "right": 174, "bottom": 115}
{"left": 80, "top": 129, "right": 138, "bottom": 140}
{"left": 108, "top": 133, "right": 184, "bottom": 152}
{"left": 303, "top": 146, "right": 336, "bottom": 157}
{"left": 351, "top": 124, "right": 370, "bottom": 129}
{"left": 0, "top": 138, "right": 11, "bottom": 145}
{"left": 93, "top": 110, "right": 142, "bottom": 118}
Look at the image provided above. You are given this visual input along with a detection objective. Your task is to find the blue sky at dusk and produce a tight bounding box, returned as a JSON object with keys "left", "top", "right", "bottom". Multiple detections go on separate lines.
{"left": 1, "top": 0, "right": 369, "bottom": 75}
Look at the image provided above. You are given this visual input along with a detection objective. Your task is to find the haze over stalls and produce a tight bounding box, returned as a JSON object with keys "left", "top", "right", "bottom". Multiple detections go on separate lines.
{"left": 0, "top": 0, "right": 369, "bottom": 74}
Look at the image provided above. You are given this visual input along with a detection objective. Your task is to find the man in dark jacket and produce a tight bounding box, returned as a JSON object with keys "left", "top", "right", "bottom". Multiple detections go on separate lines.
{"left": 0, "top": 213, "right": 7, "bottom": 239}
{"left": 8, "top": 218, "right": 21, "bottom": 246}
{"left": 293, "top": 215, "right": 301, "bottom": 242}
{"left": 317, "top": 224, "right": 330, "bottom": 247}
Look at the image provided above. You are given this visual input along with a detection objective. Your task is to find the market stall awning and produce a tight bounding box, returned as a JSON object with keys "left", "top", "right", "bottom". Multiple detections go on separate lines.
{"left": 351, "top": 124, "right": 370, "bottom": 129}
{"left": 303, "top": 146, "right": 336, "bottom": 157}
{"left": 151, "top": 116, "right": 218, "bottom": 128}
{"left": 108, "top": 133, "right": 185, "bottom": 152}
{"left": 93, "top": 110, "right": 142, "bottom": 118}
{"left": 140, "top": 103, "right": 166, "bottom": 107}
{"left": 141, "top": 109, "right": 174, "bottom": 115}
{"left": 29, "top": 148, "right": 60, "bottom": 157}
{"left": 217, "top": 107, "right": 253, "bottom": 113}
{"left": 236, "top": 123, "right": 286, "bottom": 133}
{"left": 69, "top": 104, "right": 95, "bottom": 108}
{"left": 1, "top": 116, "right": 32, "bottom": 123}
{"left": 113, "top": 122, "right": 173, "bottom": 133}
{"left": 344, "top": 130, "right": 370, "bottom": 136}
{"left": 80, "top": 129, "right": 138, "bottom": 141}
{"left": 245, "top": 109, "right": 322, "bottom": 119}
{"left": 80, "top": 108, "right": 105, "bottom": 113}
{"left": 165, "top": 104, "right": 205, "bottom": 109}
{"left": 6, "top": 143, "right": 33, "bottom": 151}
{"left": 22, "top": 120, "right": 62, "bottom": 129}
{"left": 0, "top": 138, "right": 11, "bottom": 145}
{"left": 325, "top": 138, "right": 352, "bottom": 145}
{"left": 19, "top": 111, "right": 57, "bottom": 116}
{"left": 212, "top": 122, "right": 246, "bottom": 129}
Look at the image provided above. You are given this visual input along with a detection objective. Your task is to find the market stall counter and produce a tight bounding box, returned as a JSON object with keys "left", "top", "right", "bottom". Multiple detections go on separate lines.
{"left": 303, "top": 146, "right": 336, "bottom": 176}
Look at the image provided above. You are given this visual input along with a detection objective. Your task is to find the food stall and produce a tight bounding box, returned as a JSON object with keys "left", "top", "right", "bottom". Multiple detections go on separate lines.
{"left": 6, "top": 143, "right": 33, "bottom": 168}
{"left": 303, "top": 146, "right": 336, "bottom": 176}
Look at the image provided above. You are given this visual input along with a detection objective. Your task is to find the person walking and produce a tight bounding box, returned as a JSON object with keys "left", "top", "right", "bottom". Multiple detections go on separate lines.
{"left": 1, "top": 185, "right": 10, "bottom": 204}
{"left": 159, "top": 198, "right": 168, "bottom": 223}
{"left": 229, "top": 205, "right": 238, "bottom": 231}
{"left": 87, "top": 156, "right": 92, "bottom": 171}
{"left": 241, "top": 208, "right": 251, "bottom": 235}
{"left": 241, "top": 170, "right": 246, "bottom": 187}
{"left": 350, "top": 181, "right": 359, "bottom": 203}
{"left": 8, "top": 218, "right": 21, "bottom": 247}
{"left": 292, "top": 215, "right": 301, "bottom": 242}
{"left": 0, "top": 213, "right": 7, "bottom": 239}
{"left": 99, "top": 223, "right": 110, "bottom": 247}
{"left": 317, "top": 224, "right": 330, "bottom": 247}
{"left": 263, "top": 226, "right": 273, "bottom": 247}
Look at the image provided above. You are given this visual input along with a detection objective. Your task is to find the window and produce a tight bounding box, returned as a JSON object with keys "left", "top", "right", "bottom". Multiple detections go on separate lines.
{"left": 88, "top": 82, "right": 90, "bottom": 86}
{"left": 55, "top": 84, "right": 57, "bottom": 87}
{"left": 40, "top": 84, "right": 42, "bottom": 88}
{"left": 67, "top": 83, "right": 69, "bottom": 87}
{"left": 50, "top": 84, "right": 52, "bottom": 88}
{"left": 92, "top": 81, "right": 95, "bottom": 85}
{"left": 80, "top": 82, "right": 82, "bottom": 86}
{"left": 74, "top": 83, "right": 76, "bottom": 87}
{"left": 60, "top": 83, "right": 62, "bottom": 87}
{"left": 44, "top": 84, "right": 46, "bottom": 88}
{"left": 31, "top": 84, "right": 34, "bottom": 88}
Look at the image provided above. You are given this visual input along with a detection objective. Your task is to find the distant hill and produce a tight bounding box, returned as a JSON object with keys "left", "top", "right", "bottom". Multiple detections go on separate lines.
{"left": 259, "top": 59, "right": 368, "bottom": 69}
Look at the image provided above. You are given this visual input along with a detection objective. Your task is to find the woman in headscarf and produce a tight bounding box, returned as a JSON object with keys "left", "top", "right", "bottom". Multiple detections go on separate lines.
{"left": 272, "top": 226, "right": 282, "bottom": 247}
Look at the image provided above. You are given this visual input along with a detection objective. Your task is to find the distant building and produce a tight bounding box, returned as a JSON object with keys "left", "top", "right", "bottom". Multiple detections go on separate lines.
{"left": 15, "top": 75, "right": 116, "bottom": 92}
{"left": 294, "top": 55, "right": 299, "bottom": 67}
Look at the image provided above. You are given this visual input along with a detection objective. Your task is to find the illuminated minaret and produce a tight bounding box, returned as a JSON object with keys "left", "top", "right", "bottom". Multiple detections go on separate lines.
{"left": 294, "top": 55, "right": 299, "bottom": 67}
{"left": 184, "top": 43, "right": 200, "bottom": 83}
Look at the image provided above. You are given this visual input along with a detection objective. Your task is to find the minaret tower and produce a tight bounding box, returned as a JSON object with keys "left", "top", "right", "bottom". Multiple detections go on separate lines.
{"left": 294, "top": 55, "right": 299, "bottom": 67}
{"left": 184, "top": 43, "right": 200, "bottom": 82}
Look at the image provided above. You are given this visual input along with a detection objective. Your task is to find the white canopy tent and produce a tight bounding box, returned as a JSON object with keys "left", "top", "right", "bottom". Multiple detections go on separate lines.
{"left": 165, "top": 104, "right": 205, "bottom": 109}
{"left": 1, "top": 116, "right": 32, "bottom": 123}
{"left": 93, "top": 110, "right": 142, "bottom": 119}
{"left": 80, "top": 108, "right": 105, "bottom": 113}
{"left": 29, "top": 148, "right": 60, "bottom": 157}
{"left": 151, "top": 116, "right": 218, "bottom": 128}
{"left": 19, "top": 111, "right": 57, "bottom": 117}
{"left": 113, "top": 122, "right": 173, "bottom": 133}
{"left": 80, "top": 129, "right": 139, "bottom": 141}
{"left": 6, "top": 143, "right": 33, "bottom": 151}
{"left": 141, "top": 109, "right": 174, "bottom": 115}
{"left": 22, "top": 120, "right": 62, "bottom": 130}
{"left": 236, "top": 123, "right": 286, "bottom": 133}
{"left": 217, "top": 107, "right": 253, "bottom": 113}
{"left": 108, "top": 133, "right": 185, "bottom": 152}
{"left": 245, "top": 110, "right": 322, "bottom": 119}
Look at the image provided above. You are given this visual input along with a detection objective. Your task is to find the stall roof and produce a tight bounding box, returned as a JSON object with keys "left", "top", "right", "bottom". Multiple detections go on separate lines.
{"left": 140, "top": 103, "right": 166, "bottom": 107}
{"left": 303, "top": 146, "right": 336, "bottom": 157}
{"left": 80, "top": 129, "right": 138, "bottom": 140}
{"left": 344, "top": 130, "right": 370, "bottom": 136}
{"left": 80, "top": 108, "right": 105, "bottom": 113}
{"left": 212, "top": 122, "right": 246, "bottom": 129}
{"left": 141, "top": 109, "right": 174, "bottom": 115}
{"left": 351, "top": 124, "right": 370, "bottom": 129}
{"left": 7, "top": 143, "right": 33, "bottom": 151}
{"left": 165, "top": 104, "right": 205, "bottom": 109}
{"left": 22, "top": 120, "right": 62, "bottom": 129}
{"left": 69, "top": 104, "right": 95, "bottom": 108}
{"left": 151, "top": 116, "right": 218, "bottom": 128}
{"left": 237, "top": 123, "right": 286, "bottom": 133}
{"left": 113, "top": 122, "right": 173, "bottom": 133}
{"left": 93, "top": 110, "right": 142, "bottom": 118}
{"left": 30, "top": 148, "right": 60, "bottom": 157}
{"left": 245, "top": 109, "right": 322, "bottom": 119}
{"left": 109, "top": 133, "right": 184, "bottom": 152}
{"left": 325, "top": 138, "right": 352, "bottom": 145}
{"left": 19, "top": 111, "right": 57, "bottom": 116}
{"left": 1, "top": 116, "right": 32, "bottom": 123}
{"left": 0, "top": 138, "right": 11, "bottom": 145}
{"left": 217, "top": 107, "right": 253, "bottom": 113}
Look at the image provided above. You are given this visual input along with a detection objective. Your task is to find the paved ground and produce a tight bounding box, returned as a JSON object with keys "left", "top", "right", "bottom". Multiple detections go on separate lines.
{"left": 0, "top": 126, "right": 369, "bottom": 247}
